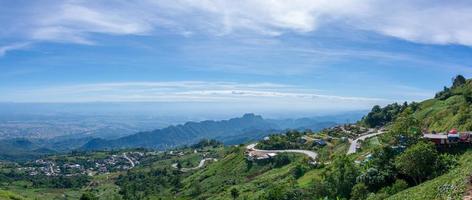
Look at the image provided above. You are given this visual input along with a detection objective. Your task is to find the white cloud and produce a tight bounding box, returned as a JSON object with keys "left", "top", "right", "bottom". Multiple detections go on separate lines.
{"left": 0, "top": 42, "right": 30, "bottom": 56}
{"left": 357, "top": 1, "right": 472, "bottom": 46}
{"left": 4, "top": 0, "right": 472, "bottom": 47}
{"left": 1, "top": 81, "right": 388, "bottom": 111}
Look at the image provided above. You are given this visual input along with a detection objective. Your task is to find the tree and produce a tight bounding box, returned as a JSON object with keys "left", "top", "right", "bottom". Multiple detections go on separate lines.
{"left": 452, "top": 75, "right": 466, "bottom": 88}
{"left": 435, "top": 86, "right": 449, "bottom": 99}
{"left": 230, "top": 188, "right": 240, "bottom": 200}
{"left": 357, "top": 146, "right": 397, "bottom": 191}
{"left": 362, "top": 103, "right": 406, "bottom": 128}
{"left": 357, "top": 168, "right": 390, "bottom": 191}
{"left": 323, "top": 155, "right": 359, "bottom": 198}
{"left": 385, "top": 113, "right": 421, "bottom": 146}
{"left": 395, "top": 142, "right": 438, "bottom": 185}
{"left": 351, "top": 183, "right": 369, "bottom": 200}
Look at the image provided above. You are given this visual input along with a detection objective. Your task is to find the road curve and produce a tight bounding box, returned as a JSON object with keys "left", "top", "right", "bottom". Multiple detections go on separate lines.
{"left": 246, "top": 143, "right": 318, "bottom": 160}
{"left": 172, "top": 158, "right": 217, "bottom": 172}
{"left": 347, "top": 130, "right": 384, "bottom": 155}
{"left": 123, "top": 153, "right": 135, "bottom": 168}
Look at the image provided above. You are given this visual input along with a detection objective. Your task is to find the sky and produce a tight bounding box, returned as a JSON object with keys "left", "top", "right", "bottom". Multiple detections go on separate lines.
{"left": 1, "top": 0, "right": 472, "bottom": 117}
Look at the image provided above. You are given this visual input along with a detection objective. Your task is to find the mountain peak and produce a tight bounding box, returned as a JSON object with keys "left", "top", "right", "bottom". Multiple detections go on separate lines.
{"left": 242, "top": 113, "right": 262, "bottom": 120}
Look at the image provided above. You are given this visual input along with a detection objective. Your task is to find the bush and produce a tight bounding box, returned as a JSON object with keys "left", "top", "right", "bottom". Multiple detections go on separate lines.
{"left": 365, "top": 192, "right": 389, "bottom": 200}
{"left": 291, "top": 164, "right": 309, "bottom": 179}
{"left": 351, "top": 183, "right": 369, "bottom": 200}
{"left": 260, "top": 186, "right": 303, "bottom": 200}
{"left": 272, "top": 154, "right": 291, "bottom": 168}
{"left": 434, "top": 153, "right": 458, "bottom": 176}
{"left": 80, "top": 192, "right": 98, "bottom": 200}
{"left": 376, "top": 179, "right": 409, "bottom": 196}
{"left": 386, "top": 179, "right": 408, "bottom": 195}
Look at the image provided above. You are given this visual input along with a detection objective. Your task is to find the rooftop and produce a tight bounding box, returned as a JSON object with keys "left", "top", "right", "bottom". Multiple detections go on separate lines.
{"left": 423, "top": 134, "right": 447, "bottom": 139}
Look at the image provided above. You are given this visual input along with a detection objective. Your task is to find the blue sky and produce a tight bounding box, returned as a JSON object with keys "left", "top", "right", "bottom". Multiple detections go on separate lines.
{"left": 1, "top": 0, "right": 472, "bottom": 116}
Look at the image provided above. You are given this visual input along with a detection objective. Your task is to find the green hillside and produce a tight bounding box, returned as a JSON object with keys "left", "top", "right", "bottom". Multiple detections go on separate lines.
{"left": 0, "top": 190, "right": 27, "bottom": 200}
{"left": 387, "top": 150, "right": 472, "bottom": 200}
{"left": 178, "top": 147, "right": 306, "bottom": 200}
{"left": 2, "top": 76, "right": 472, "bottom": 200}
{"left": 414, "top": 79, "right": 472, "bottom": 131}
{"left": 362, "top": 75, "right": 472, "bottom": 132}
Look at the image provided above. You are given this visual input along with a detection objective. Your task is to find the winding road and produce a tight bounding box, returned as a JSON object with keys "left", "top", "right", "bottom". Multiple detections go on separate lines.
{"left": 347, "top": 130, "right": 384, "bottom": 154}
{"left": 169, "top": 128, "right": 382, "bottom": 171}
{"left": 122, "top": 153, "right": 135, "bottom": 168}
{"left": 172, "top": 158, "right": 217, "bottom": 172}
{"left": 247, "top": 128, "right": 384, "bottom": 160}
{"left": 246, "top": 143, "right": 318, "bottom": 160}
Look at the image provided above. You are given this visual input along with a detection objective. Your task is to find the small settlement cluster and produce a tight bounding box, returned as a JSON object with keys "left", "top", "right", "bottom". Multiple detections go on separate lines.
{"left": 423, "top": 128, "right": 472, "bottom": 145}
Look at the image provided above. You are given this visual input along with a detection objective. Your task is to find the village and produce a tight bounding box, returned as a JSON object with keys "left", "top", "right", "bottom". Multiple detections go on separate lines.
{"left": 16, "top": 151, "right": 149, "bottom": 177}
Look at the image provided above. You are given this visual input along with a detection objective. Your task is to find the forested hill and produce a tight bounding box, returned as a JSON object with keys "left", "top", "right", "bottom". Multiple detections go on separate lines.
{"left": 81, "top": 113, "right": 338, "bottom": 150}
{"left": 361, "top": 75, "right": 472, "bottom": 132}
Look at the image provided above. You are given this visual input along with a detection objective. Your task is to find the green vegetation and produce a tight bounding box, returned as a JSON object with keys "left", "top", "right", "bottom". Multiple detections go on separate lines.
{"left": 362, "top": 75, "right": 472, "bottom": 132}
{"left": 415, "top": 75, "right": 472, "bottom": 131}
{"left": 388, "top": 150, "right": 472, "bottom": 200}
{"left": 314, "top": 155, "right": 359, "bottom": 199}
{"left": 2, "top": 75, "right": 472, "bottom": 200}
{"left": 395, "top": 142, "right": 438, "bottom": 185}
{"left": 116, "top": 168, "right": 181, "bottom": 199}
{"left": 0, "top": 190, "right": 27, "bottom": 200}
{"left": 361, "top": 102, "right": 409, "bottom": 128}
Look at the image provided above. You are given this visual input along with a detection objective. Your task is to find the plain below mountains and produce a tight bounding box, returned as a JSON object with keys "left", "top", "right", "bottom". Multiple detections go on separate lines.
{"left": 81, "top": 113, "right": 356, "bottom": 150}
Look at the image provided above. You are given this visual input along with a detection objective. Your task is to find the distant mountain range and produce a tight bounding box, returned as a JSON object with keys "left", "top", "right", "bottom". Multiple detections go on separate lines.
{"left": 0, "top": 138, "right": 56, "bottom": 161}
{"left": 0, "top": 112, "right": 365, "bottom": 160}
{"left": 81, "top": 113, "right": 350, "bottom": 150}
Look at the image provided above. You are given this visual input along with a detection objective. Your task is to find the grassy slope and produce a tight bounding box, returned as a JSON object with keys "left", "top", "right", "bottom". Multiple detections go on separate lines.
{"left": 0, "top": 190, "right": 28, "bottom": 200}
{"left": 413, "top": 80, "right": 472, "bottom": 132}
{"left": 388, "top": 150, "right": 472, "bottom": 200}
{"left": 177, "top": 147, "right": 308, "bottom": 200}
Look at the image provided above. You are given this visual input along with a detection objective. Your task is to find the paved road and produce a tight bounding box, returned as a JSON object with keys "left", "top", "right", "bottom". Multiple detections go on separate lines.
{"left": 246, "top": 143, "right": 318, "bottom": 160}
{"left": 172, "top": 158, "right": 217, "bottom": 172}
{"left": 49, "top": 163, "right": 55, "bottom": 175}
{"left": 347, "top": 130, "right": 384, "bottom": 155}
{"left": 122, "top": 153, "right": 135, "bottom": 168}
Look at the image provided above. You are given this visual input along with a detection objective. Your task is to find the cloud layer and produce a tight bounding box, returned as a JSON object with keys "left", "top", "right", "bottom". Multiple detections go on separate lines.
{"left": 3, "top": 0, "right": 472, "bottom": 47}
{"left": 0, "top": 42, "right": 30, "bottom": 56}
{"left": 1, "top": 81, "right": 389, "bottom": 112}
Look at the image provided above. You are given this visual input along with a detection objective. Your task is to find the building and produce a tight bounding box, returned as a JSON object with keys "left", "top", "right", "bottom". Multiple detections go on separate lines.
{"left": 246, "top": 150, "right": 278, "bottom": 160}
{"left": 314, "top": 139, "right": 327, "bottom": 146}
{"left": 423, "top": 129, "right": 472, "bottom": 145}
{"left": 423, "top": 134, "right": 447, "bottom": 145}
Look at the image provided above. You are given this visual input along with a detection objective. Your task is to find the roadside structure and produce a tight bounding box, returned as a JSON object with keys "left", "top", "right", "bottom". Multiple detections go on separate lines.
{"left": 423, "top": 128, "right": 472, "bottom": 145}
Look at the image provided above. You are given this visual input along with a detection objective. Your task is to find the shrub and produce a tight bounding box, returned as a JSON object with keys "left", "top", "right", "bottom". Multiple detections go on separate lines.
{"left": 351, "top": 183, "right": 369, "bottom": 200}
